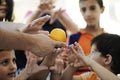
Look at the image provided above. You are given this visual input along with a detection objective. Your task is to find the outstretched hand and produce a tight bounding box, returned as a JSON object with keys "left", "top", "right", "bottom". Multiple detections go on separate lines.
{"left": 50, "top": 8, "right": 65, "bottom": 24}
{"left": 25, "top": 51, "right": 48, "bottom": 76}
{"left": 69, "top": 42, "right": 90, "bottom": 67}
{"left": 23, "top": 15, "right": 50, "bottom": 34}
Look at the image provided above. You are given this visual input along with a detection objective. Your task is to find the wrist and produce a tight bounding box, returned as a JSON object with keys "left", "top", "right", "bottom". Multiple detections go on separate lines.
{"left": 69, "top": 64, "right": 77, "bottom": 73}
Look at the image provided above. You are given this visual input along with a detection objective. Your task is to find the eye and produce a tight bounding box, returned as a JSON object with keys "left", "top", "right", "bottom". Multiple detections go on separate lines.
{"left": 0, "top": 59, "right": 9, "bottom": 66}
{"left": 90, "top": 6, "right": 96, "bottom": 11}
{"left": 13, "top": 58, "right": 16, "bottom": 64}
{"left": 81, "top": 8, "right": 86, "bottom": 12}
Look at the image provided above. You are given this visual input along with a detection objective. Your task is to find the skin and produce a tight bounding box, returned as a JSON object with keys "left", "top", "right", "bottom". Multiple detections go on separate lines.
{"left": 0, "top": 0, "right": 7, "bottom": 19}
{"left": 79, "top": 0, "right": 104, "bottom": 35}
{"left": 0, "top": 50, "right": 17, "bottom": 80}
{"left": 61, "top": 42, "right": 119, "bottom": 80}
{"left": 49, "top": 0, "right": 105, "bottom": 35}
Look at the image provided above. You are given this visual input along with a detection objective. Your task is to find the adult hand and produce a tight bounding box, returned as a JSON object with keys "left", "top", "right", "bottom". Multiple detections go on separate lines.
{"left": 23, "top": 15, "right": 50, "bottom": 34}
{"left": 29, "top": 34, "right": 66, "bottom": 57}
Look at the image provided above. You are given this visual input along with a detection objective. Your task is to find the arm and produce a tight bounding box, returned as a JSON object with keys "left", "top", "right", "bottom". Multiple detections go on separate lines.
{"left": 88, "top": 60, "right": 120, "bottom": 80}
{"left": 72, "top": 42, "right": 120, "bottom": 80}
{"left": 0, "top": 22, "right": 26, "bottom": 32}
{"left": 50, "top": 9, "right": 79, "bottom": 33}
{"left": 25, "top": 1, "right": 55, "bottom": 24}
{"left": 50, "top": 58, "right": 64, "bottom": 80}
{"left": 27, "top": 48, "right": 63, "bottom": 80}
{"left": 15, "top": 51, "right": 48, "bottom": 80}
{"left": 0, "top": 16, "right": 66, "bottom": 57}
{"left": 0, "top": 28, "right": 66, "bottom": 57}
{"left": 60, "top": 65, "right": 77, "bottom": 80}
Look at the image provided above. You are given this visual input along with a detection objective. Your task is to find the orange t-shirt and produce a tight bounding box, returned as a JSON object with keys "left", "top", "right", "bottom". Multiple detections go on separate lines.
{"left": 73, "top": 72, "right": 100, "bottom": 80}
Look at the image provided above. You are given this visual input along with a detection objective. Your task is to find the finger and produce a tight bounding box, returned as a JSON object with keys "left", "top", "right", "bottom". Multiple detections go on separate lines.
{"left": 74, "top": 42, "right": 84, "bottom": 56}
{"left": 38, "top": 31, "right": 49, "bottom": 35}
{"left": 30, "top": 15, "right": 51, "bottom": 27}
{"left": 49, "top": 15, "right": 56, "bottom": 24}
{"left": 69, "top": 44, "right": 78, "bottom": 55}
{"left": 54, "top": 41, "right": 67, "bottom": 48}
{"left": 49, "top": 66, "right": 55, "bottom": 70}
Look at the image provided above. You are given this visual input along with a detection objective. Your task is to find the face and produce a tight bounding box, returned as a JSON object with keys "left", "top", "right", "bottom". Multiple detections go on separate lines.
{"left": 0, "top": 50, "right": 17, "bottom": 80}
{"left": 90, "top": 44, "right": 105, "bottom": 66}
{"left": 79, "top": 0, "right": 104, "bottom": 26}
{"left": 0, "top": 0, "right": 7, "bottom": 19}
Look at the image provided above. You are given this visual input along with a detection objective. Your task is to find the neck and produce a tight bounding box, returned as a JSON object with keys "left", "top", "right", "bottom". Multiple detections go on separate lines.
{"left": 84, "top": 25, "right": 104, "bottom": 36}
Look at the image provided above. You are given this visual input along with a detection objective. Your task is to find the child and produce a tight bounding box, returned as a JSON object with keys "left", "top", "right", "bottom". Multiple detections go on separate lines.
{"left": 0, "top": 49, "right": 17, "bottom": 80}
{"left": 61, "top": 33, "right": 120, "bottom": 80}
{"left": 50, "top": 0, "right": 106, "bottom": 76}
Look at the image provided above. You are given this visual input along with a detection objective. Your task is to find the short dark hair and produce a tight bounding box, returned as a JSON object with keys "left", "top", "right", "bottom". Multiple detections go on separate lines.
{"left": 79, "top": 0, "right": 104, "bottom": 8}
{"left": 91, "top": 33, "right": 120, "bottom": 75}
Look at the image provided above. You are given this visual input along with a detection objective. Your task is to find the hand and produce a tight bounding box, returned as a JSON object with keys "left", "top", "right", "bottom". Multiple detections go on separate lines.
{"left": 41, "top": 48, "right": 63, "bottom": 66}
{"left": 69, "top": 42, "right": 90, "bottom": 67}
{"left": 23, "top": 15, "right": 50, "bottom": 34}
{"left": 25, "top": 51, "right": 48, "bottom": 76}
{"left": 50, "top": 58, "right": 64, "bottom": 74}
{"left": 38, "top": 0, "right": 55, "bottom": 13}
{"left": 50, "top": 8, "right": 65, "bottom": 24}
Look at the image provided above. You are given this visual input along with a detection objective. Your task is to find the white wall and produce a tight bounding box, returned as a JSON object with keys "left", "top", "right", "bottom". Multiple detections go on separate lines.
{"left": 65, "top": 0, "right": 120, "bottom": 35}
{"left": 14, "top": 0, "right": 120, "bottom": 35}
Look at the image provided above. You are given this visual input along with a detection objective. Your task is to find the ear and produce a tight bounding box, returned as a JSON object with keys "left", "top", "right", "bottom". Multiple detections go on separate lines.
{"left": 104, "top": 54, "right": 112, "bottom": 65}
{"left": 101, "top": 6, "right": 105, "bottom": 13}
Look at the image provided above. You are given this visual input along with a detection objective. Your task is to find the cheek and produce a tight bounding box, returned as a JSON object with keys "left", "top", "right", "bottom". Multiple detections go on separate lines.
{"left": 0, "top": 68, "right": 7, "bottom": 79}
{"left": 93, "top": 56, "right": 105, "bottom": 66}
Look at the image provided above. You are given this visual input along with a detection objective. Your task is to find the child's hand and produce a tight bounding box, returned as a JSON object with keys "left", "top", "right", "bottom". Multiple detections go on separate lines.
{"left": 50, "top": 58, "right": 64, "bottom": 74}
{"left": 38, "top": 0, "right": 55, "bottom": 13}
{"left": 25, "top": 51, "right": 48, "bottom": 76}
{"left": 41, "top": 48, "right": 63, "bottom": 66}
{"left": 69, "top": 42, "right": 90, "bottom": 67}
{"left": 50, "top": 8, "right": 65, "bottom": 24}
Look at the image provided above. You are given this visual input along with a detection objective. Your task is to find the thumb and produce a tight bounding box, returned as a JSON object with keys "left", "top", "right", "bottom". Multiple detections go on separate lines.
{"left": 49, "top": 66, "right": 55, "bottom": 70}
{"left": 54, "top": 41, "right": 67, "bottom": 48}
{"left": 49, "top": 16, "right": 56, "bottom": 24}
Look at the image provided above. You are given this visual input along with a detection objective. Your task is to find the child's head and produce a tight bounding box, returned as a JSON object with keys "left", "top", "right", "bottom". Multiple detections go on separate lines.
{"left": 91, "top": 33, "right": 120, "bottom": 75}
{"left": 79, "top": 0, "right": 104, "bottom": 26}
{"left": 0, "top": 0, "right": 14, "bottom": 21}
{"left": 0, "top": 49, "right": 17, "bottom": 80}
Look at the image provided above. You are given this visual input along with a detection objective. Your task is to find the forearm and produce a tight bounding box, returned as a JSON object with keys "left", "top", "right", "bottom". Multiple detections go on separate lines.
{"left": 25, "top": 9, "right": 42, "bottom": 24}
{"left": 0, "top": 28, "right": 34, "bottom": 51}
{"left": 28, "top": 59, "right": 54, "bottom": 80}
{"left": 28, "top": 70, "right": 49, "bottom": 80}
{"left": 89, "top": 59, "right": 119, "bottom": 80}
{"left": 61, "top": 65, "right": 77, "bottom": 80}
{"left": 0, "top": 22, "right": 26, "bottom": 32}
{"left": 50, "top": 73, "right": 61, "bottom": 80}
{"left": 58, "top": 14, "right": 79, "bottom": 33}
{"left": 15, "top": 69, "right": 29, "bottom": 80}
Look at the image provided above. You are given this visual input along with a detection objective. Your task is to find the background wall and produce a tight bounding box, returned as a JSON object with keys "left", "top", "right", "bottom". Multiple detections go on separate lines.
{"left": 14, "top": 0, "right": 120, "bottom": 35}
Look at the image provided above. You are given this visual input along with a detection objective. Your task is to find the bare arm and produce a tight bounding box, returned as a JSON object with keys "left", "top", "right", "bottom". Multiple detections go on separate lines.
{"left": 72, "top": 42, "right": 120, "bottom": 80}
{"left": 25, "top": 1, "right": 55, "bottom": 24}
{"left": 89, "top": 60, "right": 120, "bottom": 80}
{"left": 50, "top": 9, "right": 79, "bottom": 33}
{"left": 60, "top": 65, "right": 77, "bottom": 80}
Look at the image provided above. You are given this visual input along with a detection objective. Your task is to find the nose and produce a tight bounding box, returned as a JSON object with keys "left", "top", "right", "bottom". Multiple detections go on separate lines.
{"left": 85, "top": 9, "right": 91, "bottom": 17}
{"left": 9, "top": 62, "right": 17, "bottom": 71}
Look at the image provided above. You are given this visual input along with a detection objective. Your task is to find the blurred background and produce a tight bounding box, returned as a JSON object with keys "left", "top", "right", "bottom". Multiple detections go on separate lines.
{"left": 13, "top": 0, "right": 120, "bottom": 35}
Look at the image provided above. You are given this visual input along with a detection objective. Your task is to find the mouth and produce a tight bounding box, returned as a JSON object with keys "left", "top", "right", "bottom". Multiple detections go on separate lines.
{"left": 8, "top": 72, "right": 16, "bottom": 77}
{"left": 0, "top": 6, "right": 7, "bottom": 12}
{"left": 86, "top": 18, "right": 94, "bottom": 23}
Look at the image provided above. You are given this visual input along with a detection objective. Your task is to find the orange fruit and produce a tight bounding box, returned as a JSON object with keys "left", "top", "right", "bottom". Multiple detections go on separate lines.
{"left": 49, "top": 28, "right": 67, "bottom": 42}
